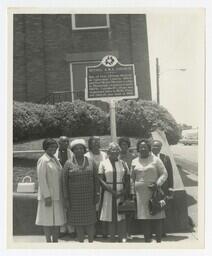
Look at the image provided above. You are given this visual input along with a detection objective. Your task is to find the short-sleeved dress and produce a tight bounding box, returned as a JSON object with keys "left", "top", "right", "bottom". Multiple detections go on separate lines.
{"left": 63, "top": 156, "right": 97, "bottom": 226}
{"left": 131, "top": 153, "right": 168, "bottom": 220}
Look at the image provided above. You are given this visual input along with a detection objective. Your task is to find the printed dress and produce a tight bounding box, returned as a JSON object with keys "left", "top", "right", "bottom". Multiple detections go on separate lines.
{"left": 131, "top": 153, "right": 168, "bottom": 220}
{"left": 63, "top": 156, "right": 97, "bottom": 226}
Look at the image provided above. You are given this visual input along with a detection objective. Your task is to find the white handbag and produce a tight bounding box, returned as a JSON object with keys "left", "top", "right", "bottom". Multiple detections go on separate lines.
{"left": 17, "top": 176, "right": 36, "bottom": 193}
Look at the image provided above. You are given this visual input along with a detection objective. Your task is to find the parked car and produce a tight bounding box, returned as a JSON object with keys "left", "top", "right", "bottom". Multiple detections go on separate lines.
{"left": 179, "top": 138, "right": 198, "bottom": 145}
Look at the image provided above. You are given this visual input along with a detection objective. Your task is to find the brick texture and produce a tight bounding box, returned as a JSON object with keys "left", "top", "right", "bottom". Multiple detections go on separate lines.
{"left": 13, "top": 14, "right": 151, "bottom": 103}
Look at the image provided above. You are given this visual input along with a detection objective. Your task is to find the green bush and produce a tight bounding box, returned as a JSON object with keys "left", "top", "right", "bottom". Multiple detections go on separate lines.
{"left": 116, "top": 100, "right": 181, "bottom": 145}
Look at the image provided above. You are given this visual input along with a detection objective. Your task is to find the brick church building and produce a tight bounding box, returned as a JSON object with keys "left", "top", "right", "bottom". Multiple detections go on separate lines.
{"left": 13, "top": 14, "right": 152, "bottom": 104}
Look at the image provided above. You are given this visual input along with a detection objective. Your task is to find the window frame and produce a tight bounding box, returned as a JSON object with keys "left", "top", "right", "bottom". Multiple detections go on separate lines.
{"left": 70, "top": 60, "right": 100, "bottom": 101}
{"left": 71, "top": 14, "right": 110, "bottom": 30}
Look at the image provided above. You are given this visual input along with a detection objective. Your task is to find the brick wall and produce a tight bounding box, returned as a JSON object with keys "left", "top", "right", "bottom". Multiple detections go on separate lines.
{"left": 13, "top": 15, "right": 26, "bottom": 101}
{"left": 13, "top": 14, "right": 151, "bottom": 102}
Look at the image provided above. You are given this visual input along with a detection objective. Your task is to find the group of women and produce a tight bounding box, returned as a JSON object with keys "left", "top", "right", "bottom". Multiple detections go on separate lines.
{"left": 35, "top": 136, "right": 168, "bottom": 243}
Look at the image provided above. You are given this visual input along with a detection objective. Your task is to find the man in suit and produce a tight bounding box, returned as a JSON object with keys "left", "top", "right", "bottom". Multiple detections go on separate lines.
{"left": 55, "top": 136, "right": 73, "bottom": 167}
{"left": 151, "top": 140, "right": 173, "bottom": 194}
{"left": 151, "top": 140, "right": 174, "bottom": 236}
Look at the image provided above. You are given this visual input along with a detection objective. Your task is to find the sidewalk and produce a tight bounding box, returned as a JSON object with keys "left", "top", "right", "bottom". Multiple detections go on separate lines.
{"left": 13, "top": 232, "right": 198, "bottom": 243}
{"left": 13, "top": 168, "right": 199, "bottom": 245}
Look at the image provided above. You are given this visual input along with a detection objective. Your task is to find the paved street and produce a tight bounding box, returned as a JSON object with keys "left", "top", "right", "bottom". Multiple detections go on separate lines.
{"left": 171, "top": 144, "right": 198, "bottom": 175}
{"left": 171, "top": 144, "right": 198, "bottom": 230}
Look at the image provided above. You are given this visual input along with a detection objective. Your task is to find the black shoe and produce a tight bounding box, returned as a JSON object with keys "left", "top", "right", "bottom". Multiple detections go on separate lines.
{"left": 59, "top": 233, "right": 66, "bottom": 238}
{"left": 145, "top": 238, "right": 152, "bottom": 243}
{"left": 69, "top": 232, "right": 76, "bottom": 238}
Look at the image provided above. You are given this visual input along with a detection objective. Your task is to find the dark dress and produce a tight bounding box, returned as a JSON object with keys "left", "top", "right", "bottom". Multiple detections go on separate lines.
{"left": 63, "top": 156, "right": 97, "bottom": 226}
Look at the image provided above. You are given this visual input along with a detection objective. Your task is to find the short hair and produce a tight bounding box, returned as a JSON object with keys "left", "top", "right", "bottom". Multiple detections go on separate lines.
{"left": 58, "top": 136, "right": 69, "bottom": 143}
{"left": 118, "top": 137, "right": 131, "bottom": 148}
{"left": 152, "top": 140, "right": 163, "bottom": 147}
{"left": 107, "top": 142, "right": 121, "bottom": 154}
{"left": 136, "top": 138, "right": 151, "bottom": 152}
{"left": 42, "top": 138, "right": 58, "bottom": 151}
{"left": 88, "top": 136, "right": 100, "bottom": 150}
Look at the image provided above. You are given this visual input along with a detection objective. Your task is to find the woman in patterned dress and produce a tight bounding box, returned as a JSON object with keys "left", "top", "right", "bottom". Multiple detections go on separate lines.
{"left": 62, "top": 139, "right": 98, "bottom": 242}
{"left": 35, "top": 138, "right": 66, "bottom": 243}
{"left": 131, "top": 139, "right": 168, "bottom": 243}
{"left": 98, "top": 142, "right": 130, "bottom": 242}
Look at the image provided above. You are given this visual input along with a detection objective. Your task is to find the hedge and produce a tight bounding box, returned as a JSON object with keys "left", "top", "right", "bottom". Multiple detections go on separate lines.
{"left": 13, "top": 100, "right": 181, "bottom": 145}
{"left": 13, "top": 101, "right": 109, "bottom": 142}
{"left": 116, "top": 100, "right": 181, "bottom": 144}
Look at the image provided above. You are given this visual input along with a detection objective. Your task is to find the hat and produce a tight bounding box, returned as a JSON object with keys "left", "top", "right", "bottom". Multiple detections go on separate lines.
{"left": 70, "top": 139, "right": 86, "bottom": 150}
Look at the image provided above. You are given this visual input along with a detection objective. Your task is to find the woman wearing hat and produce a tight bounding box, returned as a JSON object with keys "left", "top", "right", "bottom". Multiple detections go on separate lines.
{"left": 62, "top": 139, "right": 98, "bottom": 242}
{"left": 35, "top": 138, "right": 66, "bottom": 243}
{"left": 98, "top": 142, "right": 130, "bottom": 242}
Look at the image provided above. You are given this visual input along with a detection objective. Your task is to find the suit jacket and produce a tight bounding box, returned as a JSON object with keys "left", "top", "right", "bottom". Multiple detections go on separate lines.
{"left": 159, "top": 153, "right": 174, "bottom": 194}
{"left": 55, "top": 148, "right": 73, "bottom": 167}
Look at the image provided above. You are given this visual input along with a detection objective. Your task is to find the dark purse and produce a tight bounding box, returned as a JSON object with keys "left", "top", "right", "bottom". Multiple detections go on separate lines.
{"left": 118, "top": 199, "right": 136, "bottom": 214}
{"left": 148, "top": 186, "right": 167, "bottom": 216}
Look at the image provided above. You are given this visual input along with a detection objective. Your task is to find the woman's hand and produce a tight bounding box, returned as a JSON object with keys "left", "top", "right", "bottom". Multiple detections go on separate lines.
{"left": 64, "top": 200, "right": 70, "bottom": 211}
{"left": 159, "top": 200, "right": 166, "bottom": 208}
{"left": 131, "top": 194, "right": 136, "bottom": 201}
{"left": 106, "top": 185, "right": 116, "bottom": 195}
{"left": 95, "top": 193, "right": 100, "bottom": 204}
{"left": 44, "top": 197, "right": 52, "bottom": 207}
{"left": 116, "top": 190, "right": 125, "bottom": 199}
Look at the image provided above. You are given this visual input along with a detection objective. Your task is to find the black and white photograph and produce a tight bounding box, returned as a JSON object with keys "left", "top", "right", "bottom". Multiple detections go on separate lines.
{"left": 6, "top": 4, "right": 206, "bottom": 251}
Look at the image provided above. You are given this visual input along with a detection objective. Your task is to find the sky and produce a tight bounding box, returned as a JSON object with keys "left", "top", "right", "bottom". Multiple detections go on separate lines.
{"left": 146, "top": 9, "right": 204, "bottom": 127}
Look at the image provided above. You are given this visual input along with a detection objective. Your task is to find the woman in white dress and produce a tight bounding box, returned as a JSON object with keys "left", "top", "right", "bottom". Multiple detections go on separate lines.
{"left": 35, "top": 138, "right": 66, "bottom": 242}
{"left": 98, "top": 142, "right": 130, "bottom": 242}
{"left": 131, "top": 139, "right": 168, "bottom": 243}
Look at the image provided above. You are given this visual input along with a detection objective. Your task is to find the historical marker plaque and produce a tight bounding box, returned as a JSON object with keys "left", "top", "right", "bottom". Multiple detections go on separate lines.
{"left": 85, "top": 55, "right": 138, "bottom": 101}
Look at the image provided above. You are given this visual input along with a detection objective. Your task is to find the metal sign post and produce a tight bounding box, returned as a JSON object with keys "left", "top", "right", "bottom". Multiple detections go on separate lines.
{"left": 85, "top": 55, "right": 138, "bottom": 142}
{"left": 109, "top": 99, "right": 117, "bottom": 142}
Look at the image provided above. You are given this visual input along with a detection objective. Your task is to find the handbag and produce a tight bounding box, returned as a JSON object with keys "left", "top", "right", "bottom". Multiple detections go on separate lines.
{"left": 17, "top": 176, "right": 36, "bottom": 193}
{"left": 148, "top": 186, "right": 167, "bottom": 216}
{"left": 118, "top": 199, "right": 136, "bottom": 214}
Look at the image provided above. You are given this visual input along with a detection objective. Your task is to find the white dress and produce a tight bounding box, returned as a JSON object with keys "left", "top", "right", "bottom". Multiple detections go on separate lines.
{"left": 35, "top": 153, "right": 66, "bottom": 226}
{"left": 131, "top": 153, "right": 168, "bottom": 220}
{"left": 98, "top": 159, "right": 129, "bottom": 222}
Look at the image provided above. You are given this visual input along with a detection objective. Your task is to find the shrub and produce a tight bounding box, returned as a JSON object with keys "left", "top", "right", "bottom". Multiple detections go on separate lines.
{"left": 13, "top": 102, "right": 44, "bottom": 142}
{"left": 13, "top": 101, "right": 109, "bottom": 142}
{"left": 54, "top": 100, "right": 109, "bottom": 137}
{"left": 13, "top": 99, "right": 180, "bottom": 145}
{"left": 116, "top": 100, "right": 181, "bottom": 145}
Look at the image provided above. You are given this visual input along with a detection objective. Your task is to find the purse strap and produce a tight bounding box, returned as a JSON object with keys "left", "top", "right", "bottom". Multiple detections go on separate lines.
{"left": 22, "top": 176, "right": 32, "bottom": 183}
